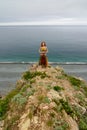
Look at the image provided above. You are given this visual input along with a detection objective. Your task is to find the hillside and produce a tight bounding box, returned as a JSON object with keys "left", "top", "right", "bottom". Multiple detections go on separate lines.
{"left": 0, "top": 64, "right": 87, "bottom": 130}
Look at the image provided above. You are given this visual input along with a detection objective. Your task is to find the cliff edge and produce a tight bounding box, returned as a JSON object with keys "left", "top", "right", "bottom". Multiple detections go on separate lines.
{"left": 0, "top": 65, "right": 87, "bottom": 130}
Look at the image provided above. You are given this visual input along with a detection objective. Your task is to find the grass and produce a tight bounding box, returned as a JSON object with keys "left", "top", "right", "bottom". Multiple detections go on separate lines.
{"left": 68, "top": 75, "right": 87, "bottom": 97}
{"left": 53, "top": 86, "right": 64, "bottom": 92}
{"left": 38, "top": 95, "right": 50, "bottom": 104}
{"left": 46, "top": 118, "right": 54, "bottom": 127}
{"left": 68, "top": 76, "right": 82, "bottom": 88}
{"left": 53, "top": 118, "right": 69, "bottom": 130}
{"left": 79, "top": 119, "right": 87, "bottom": 130}
{"left": 59, "top": 99, "right": 74, "bottom": 116}
{"left": 12, "top": 93, "right": 27, "bottom": 106}
{"left": 23, "top": 71, "right": 49, "bottom": 80}
{"left": 53, "top": 98, "right": 74, "bottom": 117}
{"left": 73, "top": 105, "right": 87, "bottom": 130}
{"left": 75, "top": 93, "right": 86, "bottom": 107}
{"left": 0, "top": 86, "right": 22, "bottom": 120}
{"left": 5, "top": 115, "right": 19, "bottom": 130}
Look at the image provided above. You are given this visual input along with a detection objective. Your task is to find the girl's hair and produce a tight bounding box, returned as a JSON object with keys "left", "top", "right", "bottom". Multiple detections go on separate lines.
{"left": 41, "top": 41, "right": 46, "bottom": 47}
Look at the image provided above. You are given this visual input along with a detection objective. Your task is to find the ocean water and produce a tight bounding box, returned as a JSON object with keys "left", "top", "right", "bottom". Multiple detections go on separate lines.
{"left": 0, "top": 63, "right": 87, "bottom": 96}
{"left": 1, "top": 25, "right": 87, "bottom": 96}
{"left": 0, "top": 25, "right": 87, "bottom": 63}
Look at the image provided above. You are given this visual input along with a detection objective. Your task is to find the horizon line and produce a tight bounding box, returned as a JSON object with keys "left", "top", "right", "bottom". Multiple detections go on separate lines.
{"left": 0, "top": 21, "right": 87, "bottom": 26}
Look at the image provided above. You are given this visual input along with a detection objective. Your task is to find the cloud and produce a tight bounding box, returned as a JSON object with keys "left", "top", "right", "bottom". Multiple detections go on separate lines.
{"left": 0, "top": 0, "right": 87, "bottom": 23}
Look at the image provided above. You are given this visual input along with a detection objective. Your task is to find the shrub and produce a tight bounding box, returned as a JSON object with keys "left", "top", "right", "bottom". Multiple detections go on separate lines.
{"left": 53, "top": 119, "right": 69, "bottom": 130}
{"left": 59, "top": 99, "right": 74, "bottom": 116}
{"left": 43, "top": 97, "right": 50, "bottom": 104}
{"left": 68, "top": 76, "right": 82, "bottom": 87}
{"left": 26, "top": 89, "right": 35, "bottom": 97}
{"left": 79, "top": 119, "right": 87, "bottom": 130}
{"left": 0, "top": 87, "right": 21, "bottom": 120}
{"left": 12, "top": 93, "right": 27, "bottom": 105}
{"left": 38, "top": 95, "right": 50, "bottom": 104}
{"left": 73, "top": 105, "right": 87, "bottom": 130}
{"left": 53, "top": 86, "right": 63, "bottom": 92}
{"left": 23, "top": 71, "right": 48, "bottom": 80}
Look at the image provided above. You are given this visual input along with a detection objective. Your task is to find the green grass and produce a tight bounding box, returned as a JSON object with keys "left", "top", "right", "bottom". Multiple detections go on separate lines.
{"left": 23, "top": 71, "right": 49, "bottom": 80}
{"left": 53, "top": 119, "right": 69, "bottom": 130}
{"left": 73, "top": 105, "right": 87, "bottom": 130}
{"left": 38, "top": 95, "right": 50, "bottom": 104}
{"left": 0, "top": 86, "right": 22, "bottom": 120}
{"left": 53, "top": 98, "right": 74, "bottom": 117}
{"left": 79, "top": 119, "right": 87, "bottom": 130}
{"left": 68, "top": 76, "right": 82, "bottom": 87}
{"left": 53, "top": 86, "right": 64, "bottom": 92}
{"left": 59, "top": 99, "right": 74, "bottom": 116}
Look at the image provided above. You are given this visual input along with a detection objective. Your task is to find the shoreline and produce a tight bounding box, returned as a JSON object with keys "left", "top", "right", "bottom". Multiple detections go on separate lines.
{"left": 0, "top": 63, "right": 87, "bottom": 96}
{"left": 0, "top": 61, "right": 87, "bottom": 65}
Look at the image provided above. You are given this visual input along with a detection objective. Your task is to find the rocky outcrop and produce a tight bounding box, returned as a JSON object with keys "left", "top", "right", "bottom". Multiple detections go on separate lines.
{"left": 0, "top": 64, "right": 87, "bottom": 130}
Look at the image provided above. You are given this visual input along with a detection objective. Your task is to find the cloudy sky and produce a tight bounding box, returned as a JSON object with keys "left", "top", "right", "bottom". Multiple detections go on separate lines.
{"left": 0, "top": 0, "right": 87, "bottom": 25}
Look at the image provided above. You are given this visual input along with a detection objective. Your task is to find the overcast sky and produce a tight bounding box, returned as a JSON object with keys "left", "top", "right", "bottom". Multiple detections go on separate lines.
{"left": 0, "top": 0, "right": 87, "bottom": 25}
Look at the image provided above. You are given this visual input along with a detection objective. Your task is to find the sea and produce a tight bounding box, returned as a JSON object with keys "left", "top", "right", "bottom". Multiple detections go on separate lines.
{"left": 0, "top": 25, "right": 87, "bottom": 96}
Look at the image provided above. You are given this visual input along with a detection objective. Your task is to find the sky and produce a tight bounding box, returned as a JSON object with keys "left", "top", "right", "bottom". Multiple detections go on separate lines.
{"left": 0, "top": 0, "right": 87, "bottom": 25}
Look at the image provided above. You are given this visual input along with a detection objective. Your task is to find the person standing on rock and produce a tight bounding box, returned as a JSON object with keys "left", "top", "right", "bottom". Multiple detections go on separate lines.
{"left": 39, "top": 41, "right": 48, "bottom": 67}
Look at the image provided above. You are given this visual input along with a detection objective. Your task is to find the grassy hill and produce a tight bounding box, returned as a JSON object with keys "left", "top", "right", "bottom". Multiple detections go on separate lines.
{"left": 0, "top": 64, "right": 87, "bottom": 130}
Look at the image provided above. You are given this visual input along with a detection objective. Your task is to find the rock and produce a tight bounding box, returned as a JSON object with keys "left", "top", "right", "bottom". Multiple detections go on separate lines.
{"left": 0, "top": 120, "right": 4, "bottom": 130}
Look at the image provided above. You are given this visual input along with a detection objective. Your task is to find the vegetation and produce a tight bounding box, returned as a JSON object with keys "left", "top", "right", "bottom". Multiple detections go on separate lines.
{"left": 23, "top": 71, "right": 49, "bottom": 80}
{"left": 53, "top": 86, "right": 64, "bottom": 92}
{"left": 1, "top": 65, "right": 87, "bottom": 130}
{"left": 12, "top": 93, "right": 27, "bottom": 106}
{"left": 5, "top": 115, "right": 19, "bottom": 130}
{"left": 53, "top": 120, "right": 69, "bottom": 130}
{"left": 68, "top": 76, "right": 82, "bottom": 87}
{"left": 73, "top": 105, "right": 87, "bottom": 130}
{"left": 46, "top": 118, "right": 54, "bottom": 127}
{"left": 59, "top": 99, "right": 74, "bottom": 116}
{"left": 38, "top": 95, "right": 50, "bottom": 104}
{"left": 0, "top": 86, "right": 22, "bottom": 120}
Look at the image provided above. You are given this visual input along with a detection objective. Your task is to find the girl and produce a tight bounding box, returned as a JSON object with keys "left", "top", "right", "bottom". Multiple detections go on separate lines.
{"left": 39, "top": 41, "right": 48, "bottom": 55}
{"left": 39, "top": 41, "right": 48, "bottom": 67}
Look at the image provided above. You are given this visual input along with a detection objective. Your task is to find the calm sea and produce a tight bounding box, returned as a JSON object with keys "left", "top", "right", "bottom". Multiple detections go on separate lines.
{"left": 0, "top": 25, "right": 87, "bottom": 63}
